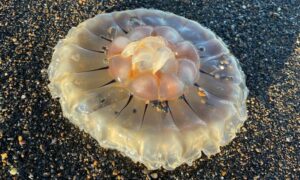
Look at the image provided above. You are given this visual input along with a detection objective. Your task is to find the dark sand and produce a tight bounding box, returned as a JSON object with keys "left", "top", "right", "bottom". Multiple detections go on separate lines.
{"left": 0, "top": 0, "right": 299, "bottom": 179}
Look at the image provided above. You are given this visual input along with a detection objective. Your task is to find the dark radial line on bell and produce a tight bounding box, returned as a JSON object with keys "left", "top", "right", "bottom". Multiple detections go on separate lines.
{"left": 116, "top": 95, "right": 133, "bottom": 118}
{"left": 120, "top": 27, "right": 128, "bottom": 34}
{"left": 166, "top": 101, "right": 174, "bottom": 122}
{"left": 84, "top": 48, "right": 105, "bottom": 54}
{"left": 194, "top": 83, "right": 200, "bottom": 88}
{"left": 166, "top": 101, "right": 179, "bottom": 130}
{"left": 80, "top": 66, "right": 109, "bottom": 73}
{"left": 182, "top": 95, "right": 199, "bottom": 117}
{"left": 199, "top": 69, "right": 214, "bottom": 77}
{"left": 100, "top": 36, "right": 112, "bottom": 42}
{"left": 140, "top": 104, "right": 148, "bottom": 129}
{"left": 99, "top": 79, "right": 116, "bottom": 88}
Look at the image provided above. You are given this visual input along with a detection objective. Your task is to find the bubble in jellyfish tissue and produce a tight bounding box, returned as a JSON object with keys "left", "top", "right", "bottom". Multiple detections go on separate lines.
{"left": 48, "top": 8, "right": 249, "bottom": 170}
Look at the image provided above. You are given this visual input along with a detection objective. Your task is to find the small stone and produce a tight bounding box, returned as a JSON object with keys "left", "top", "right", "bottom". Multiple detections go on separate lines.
{"left": 18, "top": 135, "right": 26, "bottom": 145}
{"left": 255, "top": 148, "right": 261, "bottom": 153}
{"left": 112, "top": 169, "right": 119, "bottom": 176}
{"left": 92, "top": 160, "right": 98, "bottom": 167}
{"left": 21, "top": 95, "right": 26, "bottom": 99}
{"left": 43, "top": 172, "right": 50, "bottom": 177}
{"left": 28, "top": 173, "right": 34, "bottom": 179}
{"left": 111, "top": 160, "right": 115, "bottom": 167}
{"left": 117, "top": 175, "right": 124, "bottom": 180}
{"left": 1, "top": 152, "right": 8, "bottom": 162}
{"left": 254, "top": 175, "right": 260, "bottom": 180}
{"left": 221, "top": 170, "right": 227, "bottom": 176}
{"left": 150, "top": 172, "right": 158, "bottom": 179}
{"left": 286, "top": 137, "right": 292, "bottom": 142}
{"left": 39, "top": 144, "right": 45, "bottom": 153}
{"left": 78, "top": 0, "right": 86, "bottom": 5}
{"left": 242, "top": 5, "right": 246, "bottom": 9}
{"left": 50, "top": 138, "right": 57, "bottom": 144}
{"left": 87, "top": 144, "right": 92, "bottom": 149}
{"left": 9, "top": 167, "right": 18, "bottom": 175}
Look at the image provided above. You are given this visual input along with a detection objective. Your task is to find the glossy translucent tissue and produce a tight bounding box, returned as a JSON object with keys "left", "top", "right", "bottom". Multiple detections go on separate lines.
{"left": 48, "top": 8, "right": 249, "bottom": 170}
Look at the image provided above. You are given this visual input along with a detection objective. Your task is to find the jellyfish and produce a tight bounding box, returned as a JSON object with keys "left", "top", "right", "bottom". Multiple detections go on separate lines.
{"left": 48, "top": 8, "right": 249, "bottom": 170}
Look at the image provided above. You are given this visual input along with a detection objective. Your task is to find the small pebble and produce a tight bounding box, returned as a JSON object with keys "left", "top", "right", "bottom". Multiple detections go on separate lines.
{"left": 1, "top": 152, "right": 8, "bottom": 162}
{"left": 9, "top": 167, "right": 18, "bottom": 175}
{"left": 286, "top": 137, "right": 292, "bottom": 142}
{"left": 150, "top": 172, "right": 158, "bottom": 179}
{"left": 221, "top": 170, "right": 227, "bottom": 176}
{"left": 112, "top": 169, "right": 119, "bottom": 176}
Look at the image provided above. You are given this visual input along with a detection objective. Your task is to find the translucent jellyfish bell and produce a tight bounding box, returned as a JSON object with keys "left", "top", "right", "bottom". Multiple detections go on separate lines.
{"left": 48, "top": 8, "right": 249, "bottom": 170}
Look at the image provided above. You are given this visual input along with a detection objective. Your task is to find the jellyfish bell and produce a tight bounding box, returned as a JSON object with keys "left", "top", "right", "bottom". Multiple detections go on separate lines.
{"left": 48, "top": 8, "right": 249, "bottom": 170}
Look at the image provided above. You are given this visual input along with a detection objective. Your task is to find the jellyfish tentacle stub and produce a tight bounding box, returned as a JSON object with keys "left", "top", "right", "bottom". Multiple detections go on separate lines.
{"left": 48, "top": 8, "right": 249, "bottom": 170}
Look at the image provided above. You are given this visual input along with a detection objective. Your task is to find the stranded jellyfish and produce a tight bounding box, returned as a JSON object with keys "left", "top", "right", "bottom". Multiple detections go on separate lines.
{"left": 48, "top": 9, "right": 249, "bottom": 170}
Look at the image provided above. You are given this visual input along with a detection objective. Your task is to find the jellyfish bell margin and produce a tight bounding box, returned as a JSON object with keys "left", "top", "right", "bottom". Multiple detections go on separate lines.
{"left": 48, "top": 8, "right": 249, "bottom": 170}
